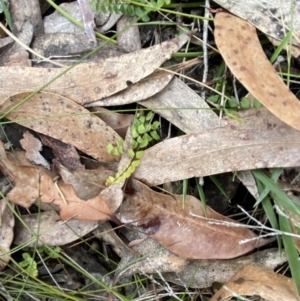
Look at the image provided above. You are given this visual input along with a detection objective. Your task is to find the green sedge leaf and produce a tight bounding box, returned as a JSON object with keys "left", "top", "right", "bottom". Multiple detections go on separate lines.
{"left": 128, "top": 149, "right": 135, "bottom": 158}
{"left": 150, "top": 130, "right": 160, "bottom": 140}
{"left": 135, "top": 151, "right": 144, "bottom": 159}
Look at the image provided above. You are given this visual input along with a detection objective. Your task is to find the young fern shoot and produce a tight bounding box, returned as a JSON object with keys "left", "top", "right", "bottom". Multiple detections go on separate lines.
{"left": 106, "top": 111, "right": 160, "bottom": 186}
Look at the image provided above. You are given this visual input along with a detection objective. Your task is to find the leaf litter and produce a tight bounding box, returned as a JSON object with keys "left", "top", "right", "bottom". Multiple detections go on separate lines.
{"left": 0, "top": 3, "right": 298, "bottom": 294}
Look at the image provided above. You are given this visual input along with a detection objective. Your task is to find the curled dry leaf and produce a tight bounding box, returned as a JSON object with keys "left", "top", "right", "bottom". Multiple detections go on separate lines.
{"left": 20, "top": 131, "right": 50, "bottom": 169}
{"left": 0, "top": 141, "right": 117, "bottom": 221}
{"left": 0, "top": 92, "right": 121, "bottom": 162}
{"left": 134, "top": 108, "right": 300, "bottom": 186}
{"left": 214, "top": 12, "right": 300, "bottom": 132}
{"left": 0, "top": 32, "right": 191, "bottom": 104}
{"left": 209, "top": 265, "right": 300, "bottom": 301}
{"left": 13, "top": 211, "right": 99, "bottom": 247}
{"left": 87, "top": 70, "right": 173, "bottom": 107}
{"left": 0, "top": 199, "right": 14, "bottom": 270}
{"left": 117, "top": 180, "right": 272, "bottom": 259}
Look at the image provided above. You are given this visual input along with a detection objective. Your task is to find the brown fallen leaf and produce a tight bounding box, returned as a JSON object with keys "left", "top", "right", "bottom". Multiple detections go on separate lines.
{"left": 209, "top": 265, "right": 300, "bottom": 301}
{"left": 13, "top": 211, "right": 98, "bottom": 247}
{"left": 0, "top": 141, "right": 118, "bottom": 221}
{"left": 0, "top": 92, "right": 121, "bottom": 162}
{"left": 0, "top": 32, "right": 191, "bottom": 104}
{"left": 20, "top": 131, "right": 50, "bottom": 170}
{"left": 134, "top": 108, "right": 300, "bottom": 186}
{"left": 214, "top": 11, "right": 300, "bottom": 132}
{"left": 114, "top": 228, "right": 287, "bottom": 288}
{"left": 117, "top": 179, "right": 272, "bottom": 259}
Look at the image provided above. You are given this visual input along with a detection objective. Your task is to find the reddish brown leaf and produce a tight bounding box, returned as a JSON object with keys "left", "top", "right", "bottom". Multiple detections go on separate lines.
{"left": 214, "top": 12, "right": 300, "bottom": 131}
{"left": 118, "top": 180, "right": 272, "bottom": 259}
{"left": 0, "top": 141, "right": 117, "bottom": 221}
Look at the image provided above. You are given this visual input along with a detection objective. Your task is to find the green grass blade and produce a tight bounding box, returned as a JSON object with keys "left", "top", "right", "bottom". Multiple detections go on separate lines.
{"left": 279, "top": 214, "right": 300, "bottom": 294}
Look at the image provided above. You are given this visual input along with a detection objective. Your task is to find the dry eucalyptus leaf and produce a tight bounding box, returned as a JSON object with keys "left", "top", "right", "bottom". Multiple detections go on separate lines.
{"left": 134, "top": 108, "right": 300, "bottom": 186}
{"left": 214, "top": 11, "right": 300, "bottom": 132}
{"left": 213, "top": 0, "right": 300, "bottom": 47}
{"left": 118, "top": 179, "right": 272, "bottom": 260}
{"left": 20, "top": 131, "right": 50, "bottom": 169}
{"left": 0, "top": 33, "right": 191, "bottom": 104}
{"left": 115, "top": 229, "right": 287, "bottom": 288}
{"left": 209, "top": 265, "right": 300, "bottom": 301}
{"left": 0, "top": 141, "right": 117, "bottom": 221}
{"left": 140, "top": 77, "right": 223, "bottom": 133}
{"left": 0, "top": 199, "right": 14, "bottom": 270}
{"left": 87, "top": 70, "right": 174, "bottom": 107}
{"left": 13, "top": 211, "right": 99, "bottom": 247}
{"left": 0, "top": 92, "right": 121, "bottom": 162}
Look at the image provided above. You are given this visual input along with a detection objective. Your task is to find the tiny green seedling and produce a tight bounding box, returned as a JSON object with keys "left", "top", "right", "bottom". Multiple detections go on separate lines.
{"left": 106, "top": 110, "right": 160, "bottom": 186}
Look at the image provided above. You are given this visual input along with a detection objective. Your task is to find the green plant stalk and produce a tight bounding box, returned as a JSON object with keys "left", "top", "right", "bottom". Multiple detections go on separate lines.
{"left": 121, "top": 0, "right": 212, "bottom": 20}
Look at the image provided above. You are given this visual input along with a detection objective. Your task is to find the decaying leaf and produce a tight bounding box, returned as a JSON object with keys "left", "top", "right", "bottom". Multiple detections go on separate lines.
{"left": 41, "top": 135, "right": 84, "bottom": 171}
{"left": 0, "top": 199, "right": 14, "bottom": 270}
{"left": 56, "top": 161, "right": 114, "bottom": 200}
{"left": 87, "top": 70, "right": 174, "bottom": 107}
{"left": 213, "top": 0, "right": 300, "bottom": 47}
{"left": 117, "top": 179, "right": 272, "bottom": 259}
{"left": 20, "top": 131, "right": 50, "bottom": 170}
{"left": 0, "top": 141, "right": 117, "bottom": 221}
{"left": 114, "top": 228, "right": 287, "bottom": 288}
{"left": 134, "top": 108, "right": 300, "bottom": 186}
{"left": 140, "top": 77, "right": 223, "bottom": 133}
{"left": 13, "top": 211, "right": 99, "bottom": 247}
{"left": 214, "top": 12, "right": 300, "bottom": 132}
{"left": 210, "top": 265, "right": 300, "bottom": 301}
{"left": 0, "top": 92, "right": 121, "bottom": 162}
{"left": 0, "top": 33, "right": 191, "bottom": 104}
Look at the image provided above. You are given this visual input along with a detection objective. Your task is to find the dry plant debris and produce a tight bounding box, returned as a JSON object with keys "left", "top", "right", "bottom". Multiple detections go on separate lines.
{"left": 117, "top": 179, "right": 272, "bottom": 259}
{"left": 1, "top": 0, "right": 300, "bottom": 296}
{"left": 209, "top": 265, "right": 300, "bottom": 301}
{"left": 213, "top": 0, "right": 300, "bottom": 49}
{"left": 215, "top": 11, "right": 300, "bottom": 132}
{"left": 134, "top": 108, "right": 300, "bottom": 185}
